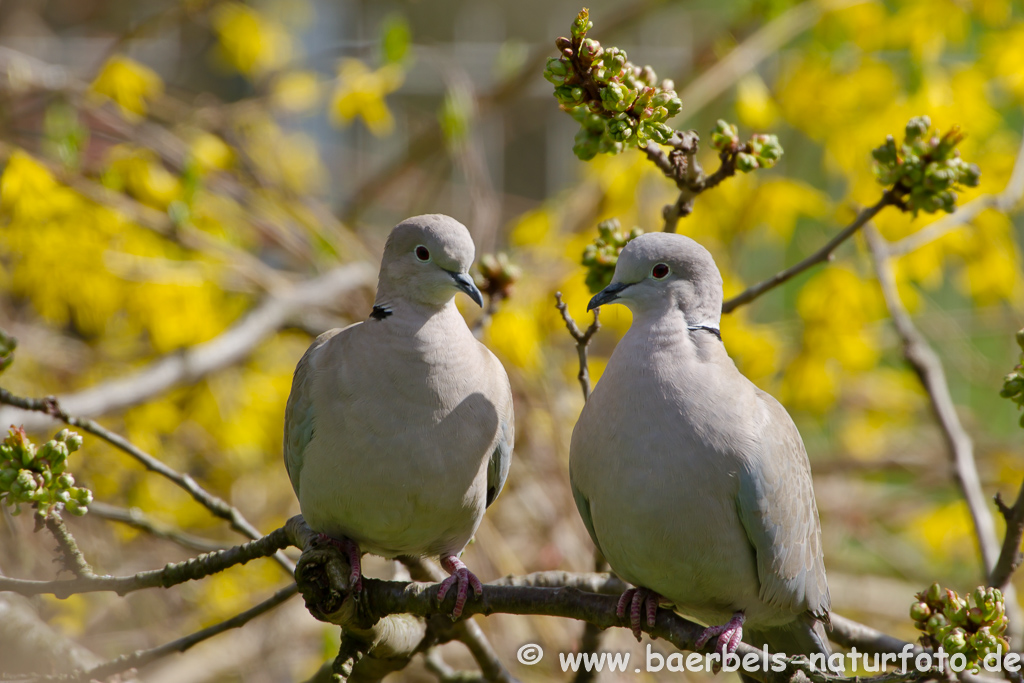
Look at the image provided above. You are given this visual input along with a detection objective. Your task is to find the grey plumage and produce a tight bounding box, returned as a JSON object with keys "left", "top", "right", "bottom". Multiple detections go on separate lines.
{"left": 284, "top": 214, "right": 514, "bottom": 616}
{"left": 570, "top": 232, "right": 831, "bottom": 660}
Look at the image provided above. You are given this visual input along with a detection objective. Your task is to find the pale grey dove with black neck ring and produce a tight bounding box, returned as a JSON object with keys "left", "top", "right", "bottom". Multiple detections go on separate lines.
{"left": 284, "top": 214, "right": 514, "bottom": 618}
{"left": 570, "top": 231, "right": 833, "bottom": 664}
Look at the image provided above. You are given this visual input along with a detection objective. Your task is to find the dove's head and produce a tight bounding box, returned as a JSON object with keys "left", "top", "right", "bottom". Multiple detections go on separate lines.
{"left": 588, "top": 232, "right": 723, "bottom": 330}
{"left": 377, "top": 214, "right": 483, "bottom": 309}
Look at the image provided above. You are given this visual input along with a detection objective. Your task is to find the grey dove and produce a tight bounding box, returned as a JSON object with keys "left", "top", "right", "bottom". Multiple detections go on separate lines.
{"left": 284, "top": 214, "right": 514, "bottom": 618}
{"left": 569, "top": 232, "right": 832, "bottom": 661}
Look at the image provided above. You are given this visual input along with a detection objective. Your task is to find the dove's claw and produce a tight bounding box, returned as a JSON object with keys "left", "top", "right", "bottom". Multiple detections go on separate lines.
{"left": 438, "top": 555, "right": 483, "bottom": 619}
{"left": 615, "top": 587, "right": 662, "bottom": 641}
{"left": 695, "top": 612, "right": 745, "bottom": 654}
{"left": 316, "top": 533, "right": 364, "bottom": 594}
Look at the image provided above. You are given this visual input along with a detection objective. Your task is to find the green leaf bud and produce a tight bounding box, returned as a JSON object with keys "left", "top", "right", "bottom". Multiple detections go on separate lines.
{"left": 905, "top": 115, "right": 931, "bottom": 142}
{"left": 910, "top": 602, "right": 932, "bottom": 621}
{"left": 736, "top": 152, "right": 759, "bottom": 173}
{"left": 571, "top": 8, "right": 592, "bottom": 38}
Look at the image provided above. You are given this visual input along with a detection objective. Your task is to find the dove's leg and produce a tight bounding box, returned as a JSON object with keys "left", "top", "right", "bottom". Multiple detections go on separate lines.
{"left": 437, "top": 554, "right": 484, "bottom": 619}
{"left": 616, "top": 587, "right": 663, "bottom": 641}
{"left": 316, "top": 533, "right": 363, "bottom": 593}
{"left": 696, "top": 612, "right": 745, "bottom": 654}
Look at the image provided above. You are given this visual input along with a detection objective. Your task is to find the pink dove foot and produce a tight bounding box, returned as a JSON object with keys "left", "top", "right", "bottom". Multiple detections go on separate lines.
{"left": 695, "top": 612, "right": 745, "bottom": 654}
{"left": 316, "top": 533, "right": 363, "bottom": 594}
{"left": 437, "top": 554, "right": 484, "bottom": 619}
{"left": 616, "top": 587, "right": 663, "bottom": 641}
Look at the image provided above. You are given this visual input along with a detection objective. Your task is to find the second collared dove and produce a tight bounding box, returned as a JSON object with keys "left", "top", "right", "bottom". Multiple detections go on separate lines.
{"left": 284, "top": 214, "right": 514, "bottom": 618}
{"left": 569, "top": 232, "right": 832, "bottom": 661}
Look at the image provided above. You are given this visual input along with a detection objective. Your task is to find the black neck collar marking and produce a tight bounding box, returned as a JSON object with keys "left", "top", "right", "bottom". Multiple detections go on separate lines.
{"left": 370, "top": 305, "right": 393, "bottom": 320}
{"left": 687, "top": 324, "right": 722, "bottom": 341}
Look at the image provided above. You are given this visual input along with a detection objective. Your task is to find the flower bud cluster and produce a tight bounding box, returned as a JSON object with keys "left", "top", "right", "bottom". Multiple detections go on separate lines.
{"left": 0, "top": 330, "right": 14, "bottom": 375}
{"left": 709, "top": 120, "right": 783, "bottom": 172}
{"left": 0, "top": 426, "right": 92, "bottom": 517}
{"left": 581, "top": 218, "right": 643, "bottom": 293}
{"left": 911, "top": 583, "right": 1010, "bottom": 666}
{"left": 475, "top": 253, "right": 522, "bottom": 304}
{"left": 872, "top": 116, "right": 980, "bottom": 215}
{"left": 999, "top": 328, "right": 1024, "bottom": 427}
{"left": 545, "top": 8, "right": 682, "bottom": 160}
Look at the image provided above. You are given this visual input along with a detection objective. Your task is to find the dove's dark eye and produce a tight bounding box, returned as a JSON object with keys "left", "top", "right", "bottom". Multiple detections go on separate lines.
{"left": 652, "top": 263, "right": 670, "bottom": 279}
{"left": 415, "top": 246, "right": 431, "bottom": 262}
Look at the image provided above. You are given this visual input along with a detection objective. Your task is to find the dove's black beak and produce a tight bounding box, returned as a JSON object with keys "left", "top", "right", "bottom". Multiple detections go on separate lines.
{"left": 449, "top": 271, "right": 485, "bottom": 307}
{"left": 588, "top": 282, "right": 631, "bottom": 311}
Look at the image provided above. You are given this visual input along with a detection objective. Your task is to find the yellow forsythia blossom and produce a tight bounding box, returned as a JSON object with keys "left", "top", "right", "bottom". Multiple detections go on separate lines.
{"left": 90, "top": 55, "right": 163, "bottom": 118}
{"left": 486, "top": 305, "right": 542, "bottom": 371}
{"left": 190, "top": 132, "right": 234, "bottom": 173}
{"left": 330, "top": 59, "right": 404, "bottom": 137}
{"left": 211, "top": 2, "right": 293, "bottom": 78}
{"left": 735, "top": 73, "right": 779, "bottom": 130}
{"left": 270, "top": 70, "right": 321, "bottom": 113}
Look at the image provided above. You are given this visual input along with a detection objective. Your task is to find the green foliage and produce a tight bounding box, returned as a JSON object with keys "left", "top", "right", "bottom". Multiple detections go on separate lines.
{"left": 709, "top": 120, "right": 784, "bottom": 172}
{"left": 999, "top": 328, "right": 1024, "bottom": 427}
{"left": 0, "top": 329, "right": 15, "bottom": 374}
{"left": 545, "top": 8, "right": 682, "bottom": 160}
{"left": 581, "top": 218, "right": 643, "bottom": 293}
{"left": 911, "top": 583, "right": 1009, "bottom": 666}
{"left": 439, "top": 85, "right": 473, "bottom": 146}
{"left": 42, "top": 102, "right": 88, "bottom": 170}
{"left": 0, "top": 426, "right": 92, "bottom": 518}
{"left": 380, "top": 13, "right": 412, "bottom": 65}
{"left": 872, "top": 115, "right": 981, "bottom": 216}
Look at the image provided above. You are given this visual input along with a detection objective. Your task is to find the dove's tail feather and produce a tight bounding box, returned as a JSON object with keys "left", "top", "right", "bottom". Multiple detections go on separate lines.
{"left": 744, "top": 613, "right": 833, "bottom": 663}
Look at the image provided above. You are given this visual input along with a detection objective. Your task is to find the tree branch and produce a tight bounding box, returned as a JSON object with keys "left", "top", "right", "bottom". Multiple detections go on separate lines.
{"left": 89, "top": 501, "right": 229, "bottom": 554}
{"left": 2, "top": 516, "right": 974, "bottom": 683}
{"left": 308, "top": 575, "right": 928, "bottom": 683}
{"left": 864, "top": 226, "right": 1000, "bottom": 571}
{"left": 0, "top": 263, "right": 375, "bottom": 433}
{"left": 554, "top": 292, "right": 601, "bottom": 401}
{"left": 0, "top": 526, "right": 292, "bottom": 598}
{"left": 721, "top": 192, "right": 894, "bottom": 314}
{"left": 991, "top": 478, "right": 1024, "bottom": 592}
{"left": 401, "top": 557, "right": 517, "bottom": 683}
{"left": 41, "top": 515, "right": 93, "bottom": 578}
{"left": 864, "top": 225, "right": 1022, "bottom": 638}
{"left": 0, "top": 388, "right": 295, "bottom": 573}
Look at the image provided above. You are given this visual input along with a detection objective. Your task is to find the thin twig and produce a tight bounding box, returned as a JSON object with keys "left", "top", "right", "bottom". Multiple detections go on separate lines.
{"left": 49, "top": 585, "right": 298, "bottom": 683}
{"left": 0, "top": 526, "right": 291, "bottom": 598}
{"left": 425, "top": 648, "right": 487, "bottom": 683}
{"left": 0, "top": 388, "right": 295, "bottom": 574}
{"left": 0, "top": 263, "right": 375, "bottom": 432}
{"left": 554, "top": 293, "right": 601, "bottom": 401}
{"left": 991, "top": 478, "right": 1024, "bottom": 591}
{"left": 722, "top": 192, "right": 894, "bottom": 313}
{"left": 41, "top": 515, "right": 93, "bottom": 578}
{"left": 89, "top": 501, "right": 228, "bottom": 553}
